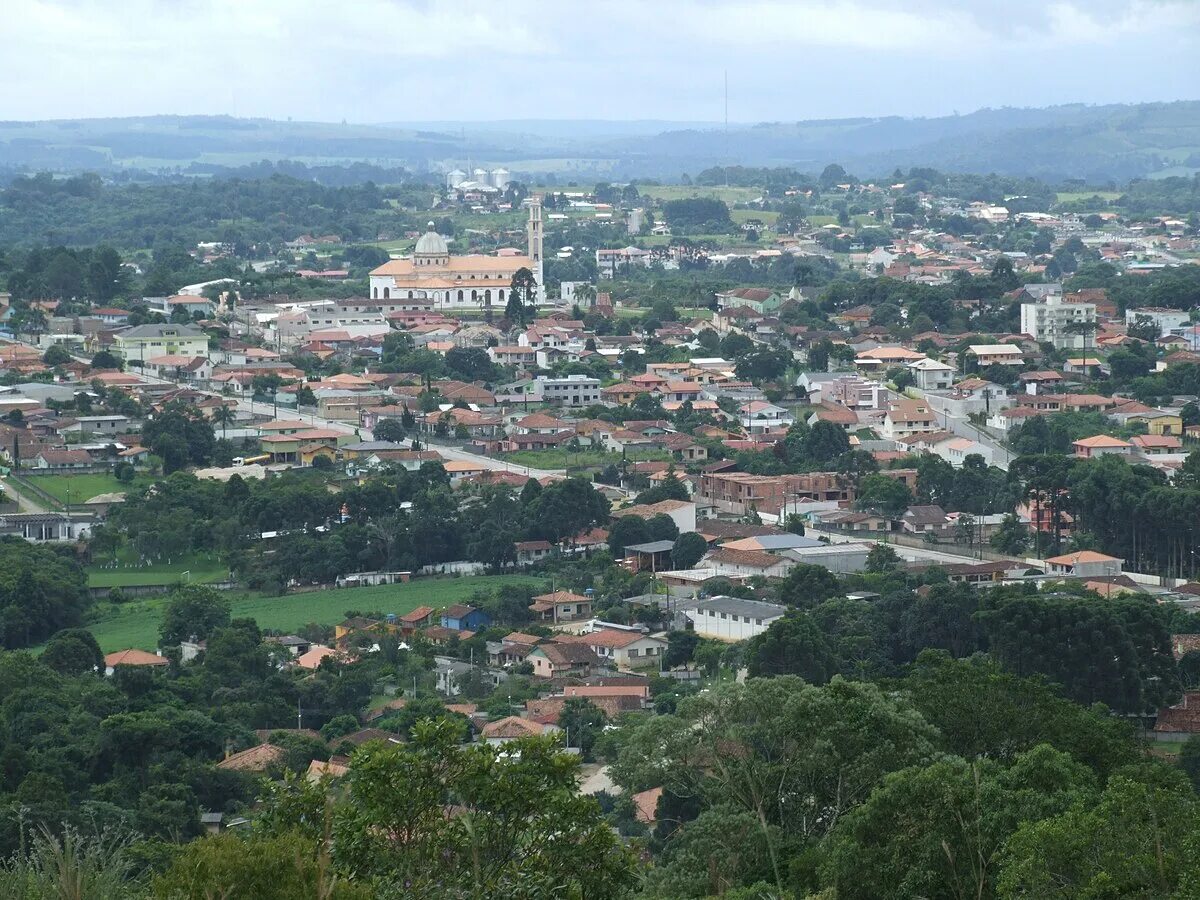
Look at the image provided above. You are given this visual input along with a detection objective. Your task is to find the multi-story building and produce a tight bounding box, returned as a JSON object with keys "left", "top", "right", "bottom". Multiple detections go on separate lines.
{"left": 528, "top": 374, "right": 601, "bottom": 407}
{"left": 1126, "top": 307, "right": 1191, "bottom": 337}
{"left": 1020, "top": 294, "right": 1097, "bottom": 350}
{"left": 113, "top": 324, "right": 209, "bottom": 362}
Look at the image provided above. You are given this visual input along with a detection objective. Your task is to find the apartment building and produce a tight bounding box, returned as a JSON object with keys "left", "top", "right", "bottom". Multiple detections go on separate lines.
{"left": 1020, "top": 294, "right": 1097, "bottom": 350}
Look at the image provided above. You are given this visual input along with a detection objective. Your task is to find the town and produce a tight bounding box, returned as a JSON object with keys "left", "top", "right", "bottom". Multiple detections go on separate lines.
{"left": 1, "top": 1, "right": 1200, "bottom": 896}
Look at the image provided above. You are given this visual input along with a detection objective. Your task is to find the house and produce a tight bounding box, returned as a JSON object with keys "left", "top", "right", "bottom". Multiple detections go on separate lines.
{"left": 481, "top": 716, "right": 559, "bottom": 746}
{"left": 1072, "top": 435, "right": 1132, "bottom": 459}
{"left": 700, "top": 547, "right": 793, "bottom": 579}
{"left": 906, "top": 357, "right": 954, "bottom": 390}
{"left": 738, "top": 401, "right": 794, "bottom": 435}
{"left": 217, "top": 744, "right": 286, "bottom": 773}
{"left": 527, "top": 642, "right": 602, "bottom": 679}
{"left": 966, "top": 344, "right": 1024, "bottom": 368}
{"left": 715, "top": 287, "right": 782, "bottom": 314}
{"left": 440, "top": 604, "right": 491, "bottom": 632}
{"left": 611, "top": 499, "right": 697, "bottom": 534}
{"left": 529, "top": 590, "right": 593, "bottom": 624}
{"left": 1045, "top": 550, "right": 1123, "bottom": 578}
{"left": 900, "top": 505, "right": 948, "bottom": 536}
{"left": 103, "top": 648, "right": 168, "bottom": 676}
{"left": 881, "top": 398, "right": 938, "bottom": 439}
{"left": 32, "top": 449, "right": 94, "bottom": 471}
{"left": 1131, "top": 434, "right": 1182, "bottom": 455}
{"left": 689, "top": 596, "right": 786, "bottom": 641}
{"left": 558, "top": 629, "right": 667, "bottom": 670}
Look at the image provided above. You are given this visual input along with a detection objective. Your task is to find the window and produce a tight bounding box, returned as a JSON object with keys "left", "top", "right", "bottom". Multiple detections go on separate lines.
{"left": 372, "top": 287, "right": 378, "bottom": 299}
{"left": 628, "top": 649, "right": 639, "bottom": 657}
{"left": 383, "top": 288, "right": 390, "bottom": 299}
{"left": 719, "top": 612, "right": 727, "bottom": 620}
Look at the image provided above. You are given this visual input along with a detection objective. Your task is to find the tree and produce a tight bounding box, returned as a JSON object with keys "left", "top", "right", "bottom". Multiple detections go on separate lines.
{"left": 745, "top": 612, "right": 839, "bottom": 682}
{"left": 823, "top": 746, "right": 1096, "bottom": 900}
{"left": 41, "top": 628, "right": 104, "bottom": 676}
{"left": 444, "top": 346, "right": 498, "bottom": 383}
{"left": 42, "top": 344, "right": 72, "bottom": 366}
{"left": 260, "top": 719, "right": 637, "bottom": 897}
{"left": 372, "top": 417, "right": 406, "bottom": 443}
{"left": 608, "top": 516, "right": 649, "bottom": 557}
{"left": 998, "top": 772, "right": 1200, "bottom": 898}
{"left": 990, "top": 513, "right": 1029, "bottom": 555}
{"left": 152, "top": 830, "right": 370, "bottom": 900}
{"left": 855, "top": 473, "right": 913, "bottom": 516}
{"left": 559, "top": 697, "right": 607, "bottom": 759}
{"left": 210, "top": 404, "right": 236, "bottom": 440}
{"left": 804, "top": 420, "right": 851, "bottom": 464}
{"left": 507, "top": 267, "right": 537, "bottom": 326}
{"left": 90, "top": 350, "right": 122, "bottom": 370}
{"left": 159, "top": 585, "right": 231, "bottom": 646}
{"left": 864, "top": 543, "right": 901, "bottom": 574}
{"left": 777, "top": 563, "right": 841, "bottom": 608}
{"left": 671, "top": 532, "right": 708, "bottom": 569}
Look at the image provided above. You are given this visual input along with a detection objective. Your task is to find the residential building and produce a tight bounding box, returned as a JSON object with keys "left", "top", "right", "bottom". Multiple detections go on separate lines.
{"left": 906, "top": 357, "right": 954, "bottom": 390}
{"left": 966, "top": 344, "right": 1024, "bottom": 368}
{"left": 1072, "top": 435, "right": 1132, "bottom": 459}
{"left": 881, "top": 398, "right": 939, "bottom": 439}
{"left": 715, "top": 287, "right": 782, "bottom": 314}
{"left": 527, "top": 642, "right": 602, "bottom": 679}
{"left": 439, "top": 604, "right": 490, "bottom": 632}
{"left": 558, "top": 629, "right": 667, "bottom": 670}
{"left": 529, "top": 591, "right": 593, "bottom": 624}
{"left": 1045, "top": 550, "right": 1123, "bottom": 578}
{"left": 113, "top": 324, "right": 209, "bottom": 361}
{"left": 1020, "top": 294, "right": 1097, "bottom": 350}
{"left": 738, "top": 400, "right": 794, "bottom": 435}
{"left": 528, "top": 374, "right": 601, "bottom": 407}
{"left": 689, "top": 596, "right": 786, "bottom": 641}
{"left": 1126, "top": 307, "right": 1191, "bottom": 337}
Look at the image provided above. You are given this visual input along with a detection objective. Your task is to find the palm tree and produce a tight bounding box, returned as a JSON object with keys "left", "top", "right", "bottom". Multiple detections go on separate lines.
{"left": 212, "top": 404, "right": 235, "bottom": 439}
{"left": 575, "top": 283, "right": 597, "bottom": 308}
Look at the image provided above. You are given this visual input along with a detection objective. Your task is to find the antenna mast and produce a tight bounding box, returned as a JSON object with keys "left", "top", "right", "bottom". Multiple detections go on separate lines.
{"left": 724, "top": 69, "right": 729, "bottom": 187}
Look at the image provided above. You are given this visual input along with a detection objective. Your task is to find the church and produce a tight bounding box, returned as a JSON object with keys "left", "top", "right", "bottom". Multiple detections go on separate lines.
{"left": 368, "top": 202, "right": 545, "bottom": 312}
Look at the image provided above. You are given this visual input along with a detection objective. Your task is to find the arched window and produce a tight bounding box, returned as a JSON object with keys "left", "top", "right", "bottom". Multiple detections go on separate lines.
{"left": 484, "top": 290, "right": 492, "bottom": 303}
{"left": 457, "top": 290, "right": 463, "bottom": 301}
{"left": 383, "top": 287, "right": 390, "bottom": 299}
{"left": 499, "top": 289, "right": 505, "bottom": 301}
{"left": 372, "top": 287, "right": 378, "bottom": 299}
{"left": 471, "top": 290, "right": 477, "bottom": 301}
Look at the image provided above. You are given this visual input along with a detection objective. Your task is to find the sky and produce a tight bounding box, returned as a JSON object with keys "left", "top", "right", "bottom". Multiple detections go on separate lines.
{"left": 4, "top": 0, "right": 1199, "bottom": 124}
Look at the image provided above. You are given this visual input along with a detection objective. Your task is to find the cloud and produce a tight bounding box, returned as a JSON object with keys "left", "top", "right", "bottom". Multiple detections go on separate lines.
{"left": 0, "top": 0, "right": 1196, "bottom": 122}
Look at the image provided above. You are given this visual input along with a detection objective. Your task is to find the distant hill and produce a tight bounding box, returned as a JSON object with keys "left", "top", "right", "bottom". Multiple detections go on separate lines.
{"left": 0, "top": 102, "right": 1196, "bottom": 183}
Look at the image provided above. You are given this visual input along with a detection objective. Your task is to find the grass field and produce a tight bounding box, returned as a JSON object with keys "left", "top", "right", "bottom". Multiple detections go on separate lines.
{"left": 1055, "top": 191, "right": 1122, "bottom": 203}
{"left": 32, "top": 473, "right": 157, "bottom": 505}
{"left": 501, "top": 448, "right": 670, "bottom": 470}
{"left": 640, "top": 185, "right": 762, "bottom": 204}
{"left": 83, "top": 575, "right": 545, "bottom": 652}
{"left": 87, "top": 551, "right": 229, "bottom": 588}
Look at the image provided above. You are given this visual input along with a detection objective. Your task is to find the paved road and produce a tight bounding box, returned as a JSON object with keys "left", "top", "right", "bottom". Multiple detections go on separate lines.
{"left": 814, "top": 526, "right": 990, "bottom": 567}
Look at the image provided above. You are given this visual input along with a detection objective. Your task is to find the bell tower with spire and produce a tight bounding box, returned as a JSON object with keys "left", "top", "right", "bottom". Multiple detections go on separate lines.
{"left": 527, "top": 198, "right": 544, "bottom": 304}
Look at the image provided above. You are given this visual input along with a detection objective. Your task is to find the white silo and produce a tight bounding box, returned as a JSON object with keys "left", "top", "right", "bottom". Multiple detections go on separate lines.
{"left": 446, "top": 168, "right": 466, "bottom": 189}
{"left": 473, "top": 167, "right": 489, "bottom": 185}
{"left": 491, "top": 167, "right": 510, "bottom": 189}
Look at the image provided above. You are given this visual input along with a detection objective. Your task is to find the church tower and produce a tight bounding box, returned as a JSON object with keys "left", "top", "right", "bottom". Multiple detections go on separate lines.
{"left": 527, "top": 199, "right": 545, "bottom": 304}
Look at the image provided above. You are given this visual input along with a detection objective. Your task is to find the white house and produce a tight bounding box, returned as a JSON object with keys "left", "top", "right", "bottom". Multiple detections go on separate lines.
{"left": 906, "top": 357, "right": 954, "bottom": 390}
{"left": 565, "top": 628, "right": 667, "bottom": 670}
{"left": 738, "top": 401, "right": 794, "bottom": 435}
{"left": 689, "top": 596, "right": 786, "bottom": 641}
{"left": 1126, "top": 307, "right": 1190, "bottom": 337}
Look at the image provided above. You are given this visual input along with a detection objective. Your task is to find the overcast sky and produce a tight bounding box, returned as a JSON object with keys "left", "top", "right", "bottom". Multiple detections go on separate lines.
{"left": 5, "top": 0, "right": 1199, "bottom": 123}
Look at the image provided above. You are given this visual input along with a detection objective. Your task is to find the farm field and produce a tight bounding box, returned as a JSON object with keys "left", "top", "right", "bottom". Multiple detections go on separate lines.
{"left": 83, "top": 574, "right": 545, "bottom": 652}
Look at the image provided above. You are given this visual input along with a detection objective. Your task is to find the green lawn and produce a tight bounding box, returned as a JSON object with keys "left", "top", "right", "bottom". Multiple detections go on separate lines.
{"left": 83, "top": 574, "right": 546, "bottom": 652}
{"left": 31, "top": 473, "right": 157, "bottom": 505}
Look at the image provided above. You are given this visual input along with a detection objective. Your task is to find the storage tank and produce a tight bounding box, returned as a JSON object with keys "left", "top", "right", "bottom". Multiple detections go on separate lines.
{"left": 491, "top": 167, "right": 510, "bottom": 189}
{"left": 446, "top": 168, "right": 466, "bottom": 189}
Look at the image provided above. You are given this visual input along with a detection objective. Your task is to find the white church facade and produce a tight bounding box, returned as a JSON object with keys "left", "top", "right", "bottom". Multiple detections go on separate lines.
{"left": 368, "top": 202, "right": 545, "bottom": 312}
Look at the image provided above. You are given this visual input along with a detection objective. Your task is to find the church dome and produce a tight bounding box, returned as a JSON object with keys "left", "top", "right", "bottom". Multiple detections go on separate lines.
{"left": 414, "top": 223, "right": 449, "bottom": 257}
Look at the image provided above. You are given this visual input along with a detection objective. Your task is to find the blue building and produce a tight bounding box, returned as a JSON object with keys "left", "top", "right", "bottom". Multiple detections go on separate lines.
{"left": 440, "top": 604, "right": 491, "bottom": 632}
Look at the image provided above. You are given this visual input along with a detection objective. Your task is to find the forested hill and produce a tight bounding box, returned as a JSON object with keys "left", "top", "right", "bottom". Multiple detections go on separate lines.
{"left": 0, "top": 101, "right": 1197, "bottom": 183}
